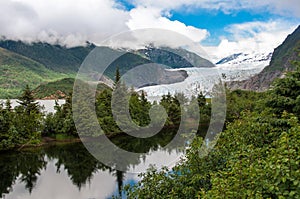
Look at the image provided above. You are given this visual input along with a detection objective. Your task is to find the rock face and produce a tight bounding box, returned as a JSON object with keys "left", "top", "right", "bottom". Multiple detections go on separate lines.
{"left": 228, "top": 70, "right": 283, "bottom": 91}
{"left": 121, "top": 63, "right": 188, "bottom": 88}
{"left": 228, "top": 25, "right": 300, "bottom": 91}
{"left": 137, "top": 46, "right": 215, "bottom": 68}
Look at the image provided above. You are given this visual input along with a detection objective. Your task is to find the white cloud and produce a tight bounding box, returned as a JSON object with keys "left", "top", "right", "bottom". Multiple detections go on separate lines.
{"left": 0, "top": 0, "right": 298, "bottom": 56}
{"left": 0, "top": 0, "right": 130, "bottom": 47}
{"left": 203, "top": 20, "right": 298, "bottom": 62}
{"left": 0, "top": 0, "right": 209, "bottom": 48}
{"left": 125, "top": 7, "right": 209, "bottom": 44}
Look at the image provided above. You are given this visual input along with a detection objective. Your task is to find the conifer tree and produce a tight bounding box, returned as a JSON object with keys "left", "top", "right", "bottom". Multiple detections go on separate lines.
{"left": 115, "top": 67, "right": 121, "bottom": 86}
{"left": 17, "top": 85, "right": 39, "bottom": 114}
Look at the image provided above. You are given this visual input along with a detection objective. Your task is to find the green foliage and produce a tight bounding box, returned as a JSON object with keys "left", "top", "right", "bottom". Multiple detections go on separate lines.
{"left": 0, "top": 86, "right": 43, "bottom": 150}
{"left": 125, "top": 137, "right": 214, "bottom": 199}
{"left": 33, "top": 78, "right": 110, "bottom": 99}
{"left": 160, "top": 93, "right": 181, "bottom": 126}
{"left": 204, "top": 114, "right": 300, "bottom": 198}
{"left": 126, "top": 58, "right": 300, "bottom": 198}
{"left": 33, "top": 78, "right": 75, "bottom": 99}
{"left": 96, "top": 88, "right": 120, "bottom": 135}
{"left": 197, "top": 92, "right": 211, "bottom": 125}
{"left": 267, "top": 61, "right": 300, "bottom": 117}
{"left": 126, "top": 110, "right": 300, "bottom": 199}
{"left": 115, "top": 67, "right": 121, "bottom": 85}
{"left": 96, "top": 84, "right": 152, "bottom": 135}
{"left": 129, "top": 90, "right": 151, "bottom": 127}
{"left": 18, "top": 85, "right": 39, "bottom": 113}
{"left": 43, "top": 95, "right": 76, "bottom": 137}
{"left": 226, "top": 89, "right": 266, "bottom": 122}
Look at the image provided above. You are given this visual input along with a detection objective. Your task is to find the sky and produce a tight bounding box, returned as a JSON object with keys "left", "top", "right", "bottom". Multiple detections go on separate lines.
{"left": 0, "top": 0, "right": 299, "bottom": 61}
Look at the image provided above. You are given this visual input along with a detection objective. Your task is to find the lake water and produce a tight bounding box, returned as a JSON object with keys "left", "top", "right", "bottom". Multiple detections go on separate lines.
{"left": 0, "top": 99, "right": 65, "bottom": 114}
{"left": 0, "top": 130, "right": 186, "bottom": 199}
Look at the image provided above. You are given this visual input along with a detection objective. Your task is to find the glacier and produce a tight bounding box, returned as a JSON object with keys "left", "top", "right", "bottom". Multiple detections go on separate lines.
{"left": 138, "top": 52, "right": 272, "bottom": 101}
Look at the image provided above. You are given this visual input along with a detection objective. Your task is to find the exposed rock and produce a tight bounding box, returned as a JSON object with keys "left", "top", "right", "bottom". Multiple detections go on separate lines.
{"left": 121, "top": 63, "right": 189, "bottom": 88}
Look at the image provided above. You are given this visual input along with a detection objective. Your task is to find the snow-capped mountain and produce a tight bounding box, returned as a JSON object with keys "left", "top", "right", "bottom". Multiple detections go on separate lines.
{"left": 216, "top": 52, "right": 272, "bottom": 70}
{"left": 216, "top": 53, "right": 243, "bottom": 65}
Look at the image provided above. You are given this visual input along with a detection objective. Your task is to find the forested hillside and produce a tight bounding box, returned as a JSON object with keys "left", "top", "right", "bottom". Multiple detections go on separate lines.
{"left": 0, "top": 47, "right": 72, "bottom": 98}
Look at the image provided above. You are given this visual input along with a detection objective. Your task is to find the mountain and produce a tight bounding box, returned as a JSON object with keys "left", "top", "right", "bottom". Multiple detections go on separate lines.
{"left": 0, "top": 47, "right": 72, "bottom": 98}
{"left": 136, "top": 45, "right": 215, "bottom": 68}
{"left": 0, "top": 39, "right": 213, "bottom": 98}
{"left": 229, "top": 25, "right": 300, "bottom": 91}
{"left": 0, "top": 40, "right": 213, "bottom": 74}
{"left": 0, "top": 40, "right": 95, "bottom": 73}
{"left": 216, "top": 53, "right": 243, "bottom": 64}
{"left": 216, "top": 52, "right": 272, "bottom": 69}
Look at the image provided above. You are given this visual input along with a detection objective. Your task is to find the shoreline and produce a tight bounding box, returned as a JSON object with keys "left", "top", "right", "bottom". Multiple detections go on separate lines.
{"left": 2, "top": 124, "right": 206, "bottom": 152}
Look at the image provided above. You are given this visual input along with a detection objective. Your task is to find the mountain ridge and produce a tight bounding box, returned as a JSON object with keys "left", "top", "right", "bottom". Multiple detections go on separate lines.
{"left": 0, "top": 39, "right": 213, "bottom": 98}
{"left": 228, "top": 25, "right": 300, "bottom": 91}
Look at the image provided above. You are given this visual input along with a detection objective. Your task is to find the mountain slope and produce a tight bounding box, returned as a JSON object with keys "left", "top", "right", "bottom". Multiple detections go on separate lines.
{"left": 229, "top": 25, "right": 300, "bottom": 91}
{"left": 32, "top": 78, "right": 110, "bottom": 99}
{"left": 0, "top": 40, "right": 95, "bottom": 73}
{"left": 0, "top": 39, "right": 213, "bottom": 75}
{"left": 136, "top": 46, "right": 214, "bottom": 68}
{"left": 216, "top": 52, "right": 272, "bottom": 69}
{"left": 0, "top": 47, "right": 72, "bottom": 98}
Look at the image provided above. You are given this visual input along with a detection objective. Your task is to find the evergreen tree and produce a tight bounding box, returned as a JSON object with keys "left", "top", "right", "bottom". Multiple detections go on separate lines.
{"left": 43, "top": 94, "right": 77, "bottom": 137}
{"left": 139, "top": 91, "right": 151, "bottom": 126}
{"left": 160, "top": 93, "right": 181, "bottom": 126}
{"left": 11, "top": 85, "right": 43, "bottom": 144}
{"left": 96, "top": 89, "right": 120, "bottom": 134}
{"left": 115, "top": 67, "right": 121, "bottom": 86}
{"left": 17, "top": 85, "right": 39, "bottom": 114}
{"left": 0, "top": 100, "right": 12, "bottom": 134}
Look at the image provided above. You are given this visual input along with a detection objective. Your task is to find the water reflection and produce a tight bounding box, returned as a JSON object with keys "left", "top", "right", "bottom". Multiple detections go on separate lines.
{"left": 0, "top": 125, "right": 209, "bottom": 199}
{"left": 0, "top": 127, "right": 193, "bottom": 199}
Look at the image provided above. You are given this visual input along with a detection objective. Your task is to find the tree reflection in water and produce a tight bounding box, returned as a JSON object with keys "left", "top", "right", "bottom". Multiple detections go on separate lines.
{"left": 0, "top": 126, "right": 209, "bottom": 198}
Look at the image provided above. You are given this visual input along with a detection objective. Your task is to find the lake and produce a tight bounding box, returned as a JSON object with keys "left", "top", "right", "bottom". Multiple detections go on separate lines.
{"left": 0, "top": 99, "right": 65, "bottom": 114}
{"left": 0, "top": 129, "right": 189, "bottom": 199}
